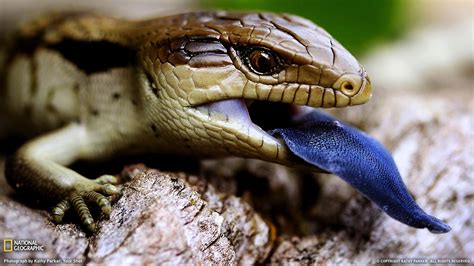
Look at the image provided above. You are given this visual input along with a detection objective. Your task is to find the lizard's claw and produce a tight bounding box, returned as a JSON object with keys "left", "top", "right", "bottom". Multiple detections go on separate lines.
{"left": 51, "top": 178, "right": 120, "bottom": 232}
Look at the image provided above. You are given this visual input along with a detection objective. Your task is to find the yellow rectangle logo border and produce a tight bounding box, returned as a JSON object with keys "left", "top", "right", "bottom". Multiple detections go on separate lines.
{"left": 3, "top": 239, "right": 13, "bottom": 252}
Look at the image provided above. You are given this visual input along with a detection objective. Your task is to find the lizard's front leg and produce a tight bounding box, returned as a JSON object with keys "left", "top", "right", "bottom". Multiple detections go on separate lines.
{"left": 5, "top": 123, "right": 120, "bottom": 231}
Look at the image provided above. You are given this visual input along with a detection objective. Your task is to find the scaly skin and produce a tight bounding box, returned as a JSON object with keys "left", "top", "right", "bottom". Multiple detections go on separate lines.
{"left": 0, "top": 12, "right": 371, "bottom": 231}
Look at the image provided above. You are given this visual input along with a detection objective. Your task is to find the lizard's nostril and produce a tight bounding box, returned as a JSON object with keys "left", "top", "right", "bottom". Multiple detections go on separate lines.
{"left": 341, "top": 81, "right": 354, "bottom": 93}
{"left": 332, "top": 74, "right": 362, "bottom": 97}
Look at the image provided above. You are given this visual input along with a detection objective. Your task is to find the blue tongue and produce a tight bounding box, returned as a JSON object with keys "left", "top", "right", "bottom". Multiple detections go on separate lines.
{"left": 270, "top": 111, "right": 451, "bottom": 233}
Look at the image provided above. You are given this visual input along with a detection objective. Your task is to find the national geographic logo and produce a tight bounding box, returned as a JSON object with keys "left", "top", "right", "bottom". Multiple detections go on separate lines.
{"left": 3, "top": 240, "right": 12, "bottom": 252}
{"left": 3, "top": 239, "right": 45, "bottom": 252}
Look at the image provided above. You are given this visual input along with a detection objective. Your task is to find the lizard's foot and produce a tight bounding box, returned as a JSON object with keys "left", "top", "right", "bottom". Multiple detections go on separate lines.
{"left": 51, "top": 179, "right": 120, "bottom": 232}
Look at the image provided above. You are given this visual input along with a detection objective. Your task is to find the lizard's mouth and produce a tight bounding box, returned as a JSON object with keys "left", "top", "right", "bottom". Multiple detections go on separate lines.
{"left": 193, "top": 98, "right": 452, "bottom": 234}
{"left": 198, "top": 99, "right": 300, "bottom": 131}
{"left": 195, "top": 98, "right": 299, "bottom": 157}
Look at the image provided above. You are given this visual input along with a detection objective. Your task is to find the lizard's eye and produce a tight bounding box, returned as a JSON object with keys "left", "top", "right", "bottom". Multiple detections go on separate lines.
{"left": 247, "top": 49, "right": 278, "bottom": 75}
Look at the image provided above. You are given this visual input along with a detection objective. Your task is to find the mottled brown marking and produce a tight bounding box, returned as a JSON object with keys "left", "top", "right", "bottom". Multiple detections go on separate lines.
{"left": 24, "top": 104, "right": 33, "bottom": 117}
{"left": 90, "top": 108, "right": 99, "bottom": 116}
{"left": 73, "top": 83, "right": 80, "bottom": 94}
{"left": 146, "top": 72, "right": 159, "bottom": 98}
{"left": 46, "top": 102, "right": 58, "bottom": 113}
{"left": 30, "top": 56, "right": 38, "bottom": 96}
{"left": 46, "top": 89, "right": 56, "bottom": 110}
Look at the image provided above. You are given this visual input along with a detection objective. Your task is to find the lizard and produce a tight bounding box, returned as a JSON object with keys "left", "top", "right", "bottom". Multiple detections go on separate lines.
{"left": 0, "top": 11, "right": 450, "bottom": 233}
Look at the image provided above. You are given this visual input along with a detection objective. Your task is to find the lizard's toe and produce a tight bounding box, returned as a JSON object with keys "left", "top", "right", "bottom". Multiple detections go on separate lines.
{"left": 82, "top": 191, "right": 112, "bottom": 216}
{"left": 71, "top": 193, "right": 96, "bottom": 232}
{"left": 51, "top": 199, "right": 70, "bottom": 223}
{"left": 94, "top": 174, "right": 119, "bottom": 185}
{"left": 93, "top": 175, "right": 121, "bottom": 196}
{"left": 99, "top": 183, "right": 120, "bottom": 196}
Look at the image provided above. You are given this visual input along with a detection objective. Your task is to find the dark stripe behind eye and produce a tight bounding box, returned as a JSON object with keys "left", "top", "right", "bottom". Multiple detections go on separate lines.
{"left": 48, "top": 39, "right": 135, "bottom": 74}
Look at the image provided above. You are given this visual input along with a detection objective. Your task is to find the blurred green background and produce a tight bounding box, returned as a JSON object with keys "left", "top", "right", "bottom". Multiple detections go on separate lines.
{"left": 201, "top": 0, "right": 411, "bottom": 56}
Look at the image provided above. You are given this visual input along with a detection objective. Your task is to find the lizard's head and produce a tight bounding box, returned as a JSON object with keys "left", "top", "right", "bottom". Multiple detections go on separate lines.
{"left": 140, "top": 12, "right": 371, "bottom": 162}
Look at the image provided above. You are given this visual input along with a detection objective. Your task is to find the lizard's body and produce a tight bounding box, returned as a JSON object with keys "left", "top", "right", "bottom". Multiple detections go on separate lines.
{"left": 1, "top": 12, "right": 450, "bottom": 234}
{"left": 1, "top": 38, "right": 148, "bottom": 153}
{"left": 2, "top": 12, "right": 371, "bottom": 230}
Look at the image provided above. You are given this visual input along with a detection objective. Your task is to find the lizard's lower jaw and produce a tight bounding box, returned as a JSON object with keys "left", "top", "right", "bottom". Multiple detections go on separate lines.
{"left": 193, "top": 98, "right": 297, "bottom": 162}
